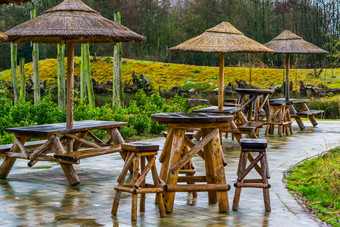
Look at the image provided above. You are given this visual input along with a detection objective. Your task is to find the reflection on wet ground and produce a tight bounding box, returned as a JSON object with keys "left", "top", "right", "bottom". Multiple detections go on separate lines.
{"left": 0, "top": 121, "right": 339, "bottom": 226}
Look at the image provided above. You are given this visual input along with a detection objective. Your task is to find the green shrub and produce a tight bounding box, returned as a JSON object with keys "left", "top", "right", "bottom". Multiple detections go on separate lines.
{"left": 129, "top": 114, "right": 151, "bottom": 135}
{"left": 150, "top": 121, "right": 166, "bottom": 134}
{"left": 120, "top": 126, "right": 137, "bottom": 138}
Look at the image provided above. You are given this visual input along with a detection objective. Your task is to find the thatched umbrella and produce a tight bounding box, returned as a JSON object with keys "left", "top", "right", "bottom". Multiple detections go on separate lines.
{"left": 0, "top": 0, "right": 33, "bottom": 40}
{"left": 169, "top": 22, "right": 273, "bottom": 111}
{"left": 5, "top": 0, "right": 145, "bottom": 129}
{"left": 0, "top": 0, "right": 32, "bottom": 4}
{"left": 264, "top": 30, "right": 328, "bottom": 101}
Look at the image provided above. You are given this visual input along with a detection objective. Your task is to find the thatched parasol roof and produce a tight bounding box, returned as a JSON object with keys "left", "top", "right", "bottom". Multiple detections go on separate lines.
{"left": 0, "top": 0, "right": 32, "bottom": 4}
{"left": 0, "top": 32, "right": 7, "bottom": 41}
{"left": 263, "top": 30, "right": 328, "bottom": 54}
{"left": 5, "top": 0, "right": 146, "bottom": 44}
{"left": 169, "top": 22, "right": 273, "bottom": 54}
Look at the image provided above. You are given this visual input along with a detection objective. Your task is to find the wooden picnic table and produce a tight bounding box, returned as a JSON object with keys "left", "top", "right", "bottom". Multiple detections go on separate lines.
{"left": 270, "top": 98, "right": 324, "bottom": 130}
{"left": 193, "top": 106, "right": 262, "bottom": 140}
{"left": 0, "top": 120, "right": 128, "bottom": 186}
{"left": 151, "top": 113, "right": 234, "bottom": 213}
{"left": 234, "top": 88, "right": 275, "bottom": 123}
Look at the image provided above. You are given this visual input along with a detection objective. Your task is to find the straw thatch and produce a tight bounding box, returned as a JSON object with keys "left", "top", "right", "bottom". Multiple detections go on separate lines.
{"left": 264, "top": 30, "right": 328, "bottom": 54}
{"left": 5, "top": 0, "right": 146, "bottom": 44}
{"left": 0, "top": 0, "right": 32, "bottom": 4}
{"left": 169, "top": 22, "right": 273, "bottom": 54}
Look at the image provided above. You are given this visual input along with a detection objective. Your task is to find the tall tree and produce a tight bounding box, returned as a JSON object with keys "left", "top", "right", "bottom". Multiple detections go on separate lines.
{"left": 57, "top": 44, "right": 66, "bottom": 109}
{"left": 31, "top": 9, "right": 40, "bottom": 105}
{"left": 85, "top": 44, "right": 95, "bottom": 108}
{"left": 80, "top": 43, "right": 87, "bottom": 100}
{"left": 113, "top": 11, "right": 123, "bottom": 108}
{"left": 10, "top": 43, "right": 19, "bottom": 104}
{"left": 19, "top": 57, "right": 25, "bottom": 103}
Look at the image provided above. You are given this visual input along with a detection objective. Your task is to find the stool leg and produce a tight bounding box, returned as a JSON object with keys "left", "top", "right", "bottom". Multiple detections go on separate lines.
{"left": 261, "top": 153, "right": 271, "bottom": 212}
{"left": 149, "top": 160, "right": 166, "bottom": 218}
{"left": 131, "top": 156, "right": 139, "bottom": 221}
{"left": 112, "top": 152, "right": 135, "bottom": 215}
{"left": 233, "top": 151, "right": 247, "bottom": 211}
{"left": 140, "top": 156, "right": 146, "bottom": 213}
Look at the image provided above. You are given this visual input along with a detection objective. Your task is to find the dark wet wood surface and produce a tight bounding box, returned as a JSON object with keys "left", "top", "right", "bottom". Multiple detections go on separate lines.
{"left": 193, "top": 106, "right": 242, "bottom": 114}
{"left": 151, "top": 113, "right": 234, "bottom": 124}
{"left": 234, "top": 88, "right": 274, "bottom": 95}
{"left": 270, "top": 98, "right": 309, "bottom": 104}
{"left": 5, "top": 120, "right": 128, "bottom": 136}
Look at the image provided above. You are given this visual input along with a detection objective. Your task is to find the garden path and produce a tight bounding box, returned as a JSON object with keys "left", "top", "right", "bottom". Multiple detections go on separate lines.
{"left": 0, "top": 121, "right": 339, "bottom": 226}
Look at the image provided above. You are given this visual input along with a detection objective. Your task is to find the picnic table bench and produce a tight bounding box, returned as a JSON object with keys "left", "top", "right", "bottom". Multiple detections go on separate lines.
{"left": 270, "top": 98, "right": 324, "bottom": 130}
{"left": 0, "top": 120, "right": 127, "bottom": 186}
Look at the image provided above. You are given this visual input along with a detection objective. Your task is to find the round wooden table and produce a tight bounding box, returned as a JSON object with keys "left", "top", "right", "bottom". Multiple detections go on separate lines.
{"left": 151, "top": 113, "right": 234, "bottom": 213}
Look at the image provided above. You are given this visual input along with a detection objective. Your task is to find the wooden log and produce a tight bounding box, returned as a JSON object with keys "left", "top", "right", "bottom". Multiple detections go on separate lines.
{"left": 247, "top": 153, "right": 263, "bottom": 176}
{"left": 87, "top": 131, "right": 105, "bottom": 144}
{"left": 166, "top": 184, "right": 230, "bottom": 192}
{"left": 108, "top": 128, "right": 125, "bottom": 144}
{"left": 177, "top": 176, "right": 206, "bottom": 182}
{"left": 202, "top": 129, "right": 217, "bottom": 204}
{"left": 164, "top": 129, "right": 185, "bottom": 213}
{"left": 73, "top": 132, "right": 88, "bottom": 151}
{"left": 170, "top": 128, "right": 218, "bottom": 175}
{"left": 237, "top": 153, "right": 264, "bottom": 182}
{"left": 168, "top": 122, "right": 230, "bottom": 130}
{"left": 64, "top": 133, "right": 100, "bottom": 148}
{"left": 0, "top": 138, "right": 25, "bottom": 179}
{"left": 234, "top": 182, "right": 270, "bottom": 188}
{"left": 159, "top": 128, "right": 174, "bottom": 163}
{"left": 211, "top": 134, "right": 229, "bottom": 212}
{"left": 85, "top": 44, "right": 95, "bottom": 109}
{"left": 261, "top": 154, "right": 271, "bottom": 211}
{"left": 178, "top": 169, "right": 196, "bottom": 174}
{"left": 134, "top": 156, "right": 156, "bottom": 188}
{"left": 66, "top": 42, "right": 74, "bottom": 130}
{"left": 114, "top": 186, "right": 135, "bottom": 194}
{"left": 131, "top": 154, "right": 139, "bottom": 221}
{"left": 184, "top": 136, "right": 205, "bottom": 160}
{"left": 29, "top": 138, "right": 53, "bottom": 160}
{"left": 52, "top": 136, "right": 80, "bottom": 186}
{"left": 117, "top": 152, "right": 135, "bottom": 184}
{"left": 218, "top": 53, "right": 224, "bottom": 112}
{"left": 232, "top": 151, "right": 248, "bottom": 211}
{"left": 243, "top": 179, "right": 264, "bottom": 183}
{"left": 14, "top": 137, "right": 29, "bottom": 159}
{"left": 136, "top": 188, "right": 163, "bottom": 194}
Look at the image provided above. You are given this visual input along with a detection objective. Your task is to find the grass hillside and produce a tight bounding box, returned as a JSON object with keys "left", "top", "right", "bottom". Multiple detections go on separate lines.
{"left": 1, "top": 57, "right": 340, "bottom": 90}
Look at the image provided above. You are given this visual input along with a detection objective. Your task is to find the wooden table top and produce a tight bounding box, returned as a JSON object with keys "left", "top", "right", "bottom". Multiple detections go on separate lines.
{"left": 5, "top": 120, "right": 128, "bottom": 136}
{"left": 270, "top": 98, "right": 309, "bottom": 104}
{"left": 193, "top": 106, "right": 242, "bottom": 114}
{"left": 151, "top": 113, "right": 234, "bottom": 124}
{"left": 234, "top": 88, "right": 275, "bottom": 95}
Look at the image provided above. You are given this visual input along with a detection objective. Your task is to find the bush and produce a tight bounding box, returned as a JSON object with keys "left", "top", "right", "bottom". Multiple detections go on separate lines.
{"left": 120, "top": 126, "right": 137, "bottom": 138}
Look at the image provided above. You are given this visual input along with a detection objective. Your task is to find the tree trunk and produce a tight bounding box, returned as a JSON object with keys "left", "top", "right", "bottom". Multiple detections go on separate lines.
{"left": 19, "top": 58, "right": 25, "bottom": 103}
{"left": 10, "top": 43, "right": 19, "bottom": 104}
{"left": 57, "top": 44, "right": 66, "bottom": 109}
{"left": 85, "top": 44, "right": 95, "bottom": 108}
{"left": 80, "top": 44, "right": 87, "bottom": 100}
{"left": 113, "top": 11, "right": 123, "bottom": 108}
{"left": 31, "top": 9, "right": 40, "bottom": 105}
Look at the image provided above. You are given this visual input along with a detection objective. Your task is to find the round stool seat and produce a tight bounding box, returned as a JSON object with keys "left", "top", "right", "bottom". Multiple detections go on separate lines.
{"left": 240, "top": 139, "right": 267, "bottom": 149}
{"left": 121, "top": 142, "right": 159, "bottom": 153}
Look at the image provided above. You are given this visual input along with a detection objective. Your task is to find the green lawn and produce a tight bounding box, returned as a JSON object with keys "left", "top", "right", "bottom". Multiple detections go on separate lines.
{"left": 285, "top": 148, "right": 340, "bottom": 226}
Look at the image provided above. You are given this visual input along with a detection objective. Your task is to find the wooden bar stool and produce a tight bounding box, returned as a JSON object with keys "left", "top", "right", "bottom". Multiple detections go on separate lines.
{"left": 233, "top": 139, "right": 271, "bottom": 212}
{"left": 266, "top": 101, "right": 293, "bottom": 137}
{"left": 111, "top": 142, "right": 166, "bottom": 221}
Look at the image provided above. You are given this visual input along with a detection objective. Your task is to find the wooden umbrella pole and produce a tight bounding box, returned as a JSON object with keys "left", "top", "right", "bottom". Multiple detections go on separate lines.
{"left": 218, "top": 53, "right": 225, "bottom": 112}
{"left": 66, "top": 43, "right": 74, "bottom": 130}
{"left": 285, "top": 53, "right": 290, "bottom": 101}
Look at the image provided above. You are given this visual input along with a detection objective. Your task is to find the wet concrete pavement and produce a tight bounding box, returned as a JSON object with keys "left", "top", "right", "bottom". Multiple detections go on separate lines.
{"left": 0, "top": 121, "right": 339, "bottom": 226}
